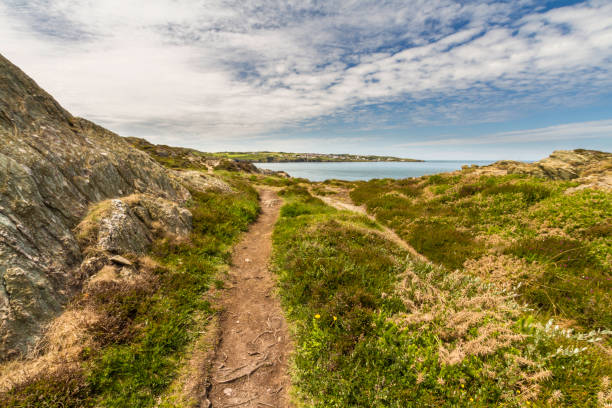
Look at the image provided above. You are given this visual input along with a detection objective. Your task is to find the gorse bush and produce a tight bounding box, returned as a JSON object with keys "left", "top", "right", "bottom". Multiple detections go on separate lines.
{"left": 274, "top": 185, "right": 612, "bottom": 406}
{"left": 350, "top": 172, "right": 612, "bottom": 330}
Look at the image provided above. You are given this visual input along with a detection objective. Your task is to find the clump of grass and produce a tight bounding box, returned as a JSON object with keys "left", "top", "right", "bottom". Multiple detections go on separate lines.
{"left": 84, "top": 275, "right": 159, "bottom": 346}
{"left": 408, "top": 219, "right": 485, "bottom": 269}
{"left": 75, "top": 200, "right": 113, "bottom": 248}
{"left": 2, "top": 368, "right": 92, "bottom": 408}
{"left": 506, "top": 236, "right": 612, "bottom": 328}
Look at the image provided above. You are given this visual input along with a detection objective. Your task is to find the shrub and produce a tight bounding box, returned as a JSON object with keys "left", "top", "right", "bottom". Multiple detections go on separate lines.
{"left": 408, "top": 220, "right": 485, "bottom": 270}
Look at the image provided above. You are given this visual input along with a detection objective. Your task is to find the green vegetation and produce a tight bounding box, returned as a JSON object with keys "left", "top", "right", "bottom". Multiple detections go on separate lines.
{"left": 2, "top": 178, "right": 259, "bottom": 407}
{"left": 351, "top": 174, "right": 612, "bottom": 330}
{"left": 272, "top": 177, "right": 611, "bottom": 406}
{"left": 4, "top": 143, "right": 610, "bottom": 407}
{"left": 273, "top": 186, "right": 411, "bottom": 406}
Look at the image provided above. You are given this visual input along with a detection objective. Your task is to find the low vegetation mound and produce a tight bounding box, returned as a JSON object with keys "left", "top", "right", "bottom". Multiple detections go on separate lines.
{"left": 275, "top": 173, "right": 611, "bottom": 406}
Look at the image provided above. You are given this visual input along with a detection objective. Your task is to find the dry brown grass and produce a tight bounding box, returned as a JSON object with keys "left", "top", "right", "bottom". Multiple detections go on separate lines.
{"left": 0, "top": 307, "right": 98, "bottom": 392}
{"left": 599, "top": 376, "right": 612, "bottom": 408}
{"left": 86, "top": 264, "right": 119, "bottom": 286}
{"left": 0, "top": 254, "right": 160, "bottom": 393}
{"left": 463, "top": 254, "right": 543, "bottom": 291}
{"left": 74, "top": 199, "right": 113, "bottom": 248}
{"left": 137, "top": 255, "right": 162, "bottom": 273}
{"left": 391, "top": 261, "right": 555, "bottom": 400}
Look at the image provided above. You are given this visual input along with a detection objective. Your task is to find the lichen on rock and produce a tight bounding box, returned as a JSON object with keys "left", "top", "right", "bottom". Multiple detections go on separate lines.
{"left": 0, "top": 52, "right": 192, "bottom": 359}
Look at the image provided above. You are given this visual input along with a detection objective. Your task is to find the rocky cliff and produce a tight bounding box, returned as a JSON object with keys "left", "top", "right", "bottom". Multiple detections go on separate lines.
{"left": 0, "top": 53, "right": 192, "bottom": 359}
{"left": 478, "top": 149, "right": 612, "bottom": 189}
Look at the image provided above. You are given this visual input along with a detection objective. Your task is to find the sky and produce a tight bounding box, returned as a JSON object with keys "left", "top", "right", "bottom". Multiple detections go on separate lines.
{"left": 0, "top": 0, "right": 611, "bottom": 160}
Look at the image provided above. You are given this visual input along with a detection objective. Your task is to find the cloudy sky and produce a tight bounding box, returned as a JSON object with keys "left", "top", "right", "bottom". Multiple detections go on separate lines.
{"left": 1, "top": 0, "right": 611, "bottom": 159}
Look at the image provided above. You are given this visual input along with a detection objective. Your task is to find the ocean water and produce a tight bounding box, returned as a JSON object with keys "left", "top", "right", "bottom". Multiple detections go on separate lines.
{"left": 254, "top": 160, "right": 495, "bottom": 182}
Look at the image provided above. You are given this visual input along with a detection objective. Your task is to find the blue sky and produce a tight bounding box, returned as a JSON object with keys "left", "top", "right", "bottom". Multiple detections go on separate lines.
{"left": 0, "top": 0, "right": 611, "bottom": 159}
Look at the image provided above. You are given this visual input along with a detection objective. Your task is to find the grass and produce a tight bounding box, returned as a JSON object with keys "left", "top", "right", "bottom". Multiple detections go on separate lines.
{"left": 274, "top": 181, "right": 612, "bottom": 407}
{"left": 350, "top": 173, "right": 612, "bottom": 330}
{"left": 272, "top": 187, "right": 410, "bottom": 406}
{"left": 1, "top": 177, "right": 259, "bottom": 407}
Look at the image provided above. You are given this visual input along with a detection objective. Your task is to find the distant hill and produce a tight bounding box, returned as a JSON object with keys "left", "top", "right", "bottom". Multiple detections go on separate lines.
{"left": 207, "top": 151, "right": 423, "bottom": 163}
{"left": 124, "top": 137, "right": 422, "bottom": 163}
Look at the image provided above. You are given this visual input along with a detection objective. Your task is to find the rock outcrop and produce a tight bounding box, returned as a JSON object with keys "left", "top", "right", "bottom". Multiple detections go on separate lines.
{"left": 0, "top": 53, "right": 191, "bottom": 359}
{"left": 124, "top": 136, "right": 287, "bottom": 177}
{"left": 478, "top": 149, "right": 612, "bottom": 188}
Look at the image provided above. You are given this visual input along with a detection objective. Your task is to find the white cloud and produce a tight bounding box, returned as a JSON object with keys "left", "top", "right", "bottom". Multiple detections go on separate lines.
{"left": 396, "top": 119, "right": 612, "bottom": 147}
{"left": 0, "top": 0, "right": 611, "bottom": 149}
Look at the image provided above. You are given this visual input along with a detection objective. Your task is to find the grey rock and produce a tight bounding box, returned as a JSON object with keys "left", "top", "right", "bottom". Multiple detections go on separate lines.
{"left": 478, "top": 149, "right": 612, "bottom": 188}
{"left": 172, "top": 170, "right": 234, "bottom": 193}
{"left": 84, "top": 194, "right": 192, "bottom": 255}
{"left": 0, "top": 53, "right": 191, "bottom": 359}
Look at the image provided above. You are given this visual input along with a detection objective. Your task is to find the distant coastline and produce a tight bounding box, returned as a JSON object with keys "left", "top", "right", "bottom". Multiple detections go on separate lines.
{"left": 209, "top": 152, "right": 423, "bottom": 163}
{"left": 253, "top": 160, "right": 494, "bottom": 181}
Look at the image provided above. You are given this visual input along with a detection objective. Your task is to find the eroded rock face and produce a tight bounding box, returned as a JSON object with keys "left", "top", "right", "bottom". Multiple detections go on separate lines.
{"left": 90, "top": 195, "right": 192, "bottom": 254}
{"left": 0, "top": 53, "right": 190, "bottom": 359}
{"left": 172, "top": 170, "right": 234, "bottom": 193}
{"left": 478, "top": 149, "right": 612, "bottom": 188}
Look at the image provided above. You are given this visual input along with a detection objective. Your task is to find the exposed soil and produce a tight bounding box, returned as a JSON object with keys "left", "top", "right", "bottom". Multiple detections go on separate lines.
{"left": 207, "top": 189, "right": 292, "bottom": 408}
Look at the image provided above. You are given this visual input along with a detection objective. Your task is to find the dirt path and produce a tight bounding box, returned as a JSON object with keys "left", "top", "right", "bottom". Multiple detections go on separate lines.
{"left": 207, "top": 189, "right": 292, "bottom": 408}
{"left": 316, "top": 194, "right": 429, "bottom": 263}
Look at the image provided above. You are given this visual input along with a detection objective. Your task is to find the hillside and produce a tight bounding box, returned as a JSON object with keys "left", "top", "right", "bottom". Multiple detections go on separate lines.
{"left": 0, "top": 53, "right": 193, "bottom": 359}
{"left": 124, "top": 137, "right": 422, "bottom": 163}
{"left": 0, "top": 53, "right": 268, "bottom": 406}
{"left": 1, "top": 53, "right": 610, "bottom": 408}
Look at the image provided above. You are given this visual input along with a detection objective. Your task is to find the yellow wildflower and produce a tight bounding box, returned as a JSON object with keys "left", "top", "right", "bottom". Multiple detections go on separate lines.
{"left": 315, "top": 314, "right": 321, "bottom": 319}
{"left": 333, "top": 316, "right": 337, "bottom": 321}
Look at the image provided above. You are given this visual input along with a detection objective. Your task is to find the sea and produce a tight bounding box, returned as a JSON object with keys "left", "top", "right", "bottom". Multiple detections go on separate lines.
{"left": 253, "top": 160, "right": 495, "bottom": 182}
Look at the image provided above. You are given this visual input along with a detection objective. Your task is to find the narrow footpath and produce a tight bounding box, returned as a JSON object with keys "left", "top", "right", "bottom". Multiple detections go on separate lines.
{"left": 207, "top": 189, "right": 292, "bottom": 408}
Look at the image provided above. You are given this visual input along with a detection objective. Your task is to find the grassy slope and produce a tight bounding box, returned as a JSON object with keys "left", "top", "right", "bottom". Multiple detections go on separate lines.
{"left": 345, "top": 171, "right": 612, "bottom": 406}
{"left": 273, "top": 179, "right": 611, "bottom": 406}
{"left": 2, "top": 178, "right": 259, "bottom": 407}
{"left": 350, "top": 173, "right": 612, "bottom": 330}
